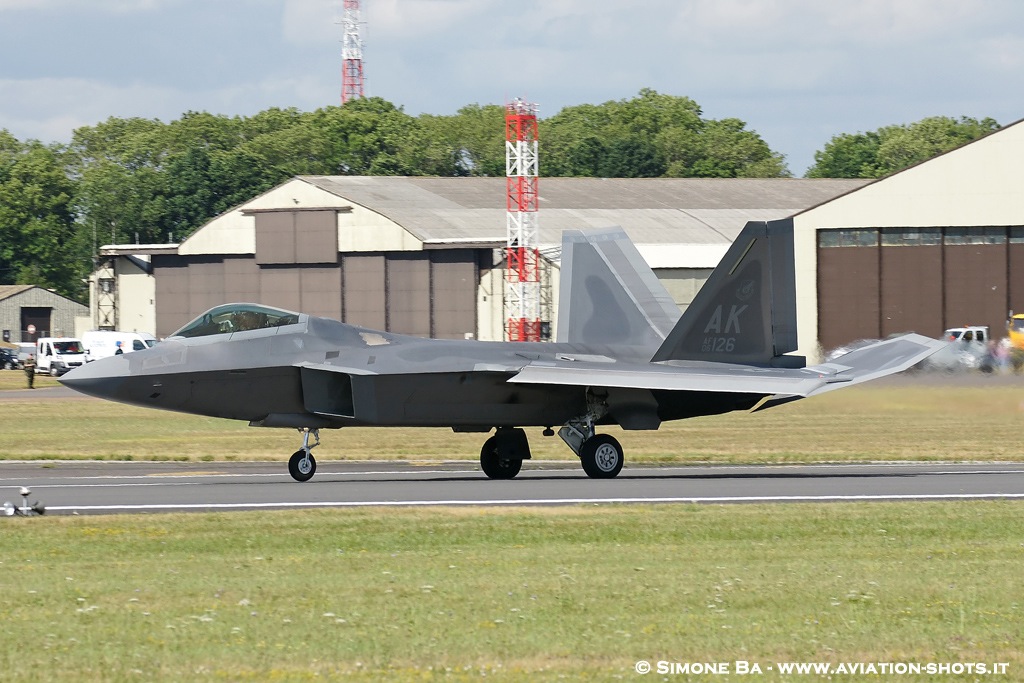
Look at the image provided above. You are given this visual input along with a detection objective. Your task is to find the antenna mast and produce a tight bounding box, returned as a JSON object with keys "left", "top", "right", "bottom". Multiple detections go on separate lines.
{"left": 505, "top": 98, "right": 541, "bottom": 342}
{"left": 341, "top": 0, "right": 365, "bottom": 103}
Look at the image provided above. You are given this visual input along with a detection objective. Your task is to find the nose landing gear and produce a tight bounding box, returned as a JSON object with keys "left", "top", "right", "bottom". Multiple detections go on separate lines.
{"left": 288, "top": 428, "right": 320, "bottom": 482}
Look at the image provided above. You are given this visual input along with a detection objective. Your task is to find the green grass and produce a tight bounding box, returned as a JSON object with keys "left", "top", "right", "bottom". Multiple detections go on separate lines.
{"left": 0, "top": 503, "right": 1021, "bottom": 681}
{"left": 0, "top": 369, "right": 60, "bottom": 390}
{"left": 2, "top": 372, "right": 1023, "bottom": 680}
{"left": 0, "top": 374, "right": 1022, "bottom": 463}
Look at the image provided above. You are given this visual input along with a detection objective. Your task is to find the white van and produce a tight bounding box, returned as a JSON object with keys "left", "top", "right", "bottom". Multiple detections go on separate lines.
{"left": 35, "top": 337, "right": 87, "bottom": 376}
{"left": 82, "top": 330, "right": 158, "bottom": 362}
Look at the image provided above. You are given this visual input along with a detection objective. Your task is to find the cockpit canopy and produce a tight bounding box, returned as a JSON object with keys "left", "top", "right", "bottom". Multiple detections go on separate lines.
{"left": 170, "top": 304, "right": 302, "bottom": 339}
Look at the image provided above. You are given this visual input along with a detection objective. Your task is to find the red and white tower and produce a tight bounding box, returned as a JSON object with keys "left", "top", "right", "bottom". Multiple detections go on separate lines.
{"left": 341, "top": 0, "right": 365, "bottom": 104}
{"left": 505, "top": 98, "right": 541, "bottom": 342}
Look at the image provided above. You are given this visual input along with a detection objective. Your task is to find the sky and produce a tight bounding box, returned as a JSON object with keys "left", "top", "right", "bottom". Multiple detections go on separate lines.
{"left": 1, "top": 0, "right": 1022, "bottom": 175}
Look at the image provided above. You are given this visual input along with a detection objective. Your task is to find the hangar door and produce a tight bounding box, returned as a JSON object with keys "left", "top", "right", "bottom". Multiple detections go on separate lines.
{"left": 342, "top": 250, "right": 478, "bottom": 339}
{"left": 818, "top": 226, "right": 1024, "bottom": 352}
{"left": 155, "top": 249, "right": 480, "bottom": 340}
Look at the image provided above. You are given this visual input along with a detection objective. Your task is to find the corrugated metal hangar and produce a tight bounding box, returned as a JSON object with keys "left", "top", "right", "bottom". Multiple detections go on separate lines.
{"left": 794, "top": 118, "right": 1024, "bottom": 359}
{"left": 94, "top": 118, "right": 1024, "bottom": 363}
{"left": 98, "top": 177, "right": 863, "bottom": 343}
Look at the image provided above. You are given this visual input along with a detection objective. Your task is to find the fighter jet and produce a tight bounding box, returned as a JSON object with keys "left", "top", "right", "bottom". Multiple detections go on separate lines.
{"left": 61, "top": 218, "right": 943, "bottom": 482}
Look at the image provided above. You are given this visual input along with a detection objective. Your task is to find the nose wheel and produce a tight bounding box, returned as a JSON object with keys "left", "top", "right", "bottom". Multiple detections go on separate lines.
{"left": 288, "top": 428, "right": 319, "bottom": 482}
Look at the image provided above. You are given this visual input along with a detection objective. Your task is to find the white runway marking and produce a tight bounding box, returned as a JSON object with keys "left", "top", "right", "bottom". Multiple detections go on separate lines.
{"left": 44, "top": 491, "right": 1024, "bottom": 512}
{"left": 24, "top": 465, "right": 1024, "bottom": 489}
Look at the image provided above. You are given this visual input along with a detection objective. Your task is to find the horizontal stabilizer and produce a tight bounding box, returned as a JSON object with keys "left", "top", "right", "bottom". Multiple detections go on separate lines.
{"left": 754, "top": 333, "right": 945, "bottom": 411}
{"left": 802, "top": 333, "right": 945, "bottom": 395}
{"left": 512, "top": 333, "right": 944, "bottom": 405}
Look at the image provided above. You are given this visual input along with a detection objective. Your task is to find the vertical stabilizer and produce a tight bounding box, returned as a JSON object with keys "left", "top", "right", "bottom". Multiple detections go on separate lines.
{"left": 650, "top": 218, "right": 799, "bottom": 365}
{"left": 557, "top": 227, "right": 681, "bottom": 348}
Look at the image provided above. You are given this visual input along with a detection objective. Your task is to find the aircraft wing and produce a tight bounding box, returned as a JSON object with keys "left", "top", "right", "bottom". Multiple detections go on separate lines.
{"left": 294, "top": 361, "right": 379, "bottom": 376}
{"left": 510, "top": 358, "right": 838, "bottom": 396}
{"left": 510, "top": 333, "right": 944, "bottom": 402}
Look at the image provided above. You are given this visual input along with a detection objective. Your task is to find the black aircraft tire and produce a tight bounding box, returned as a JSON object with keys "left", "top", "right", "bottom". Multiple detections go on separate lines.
{"left": 288, "top": 450, "right": 316, "bottom": 482}
{"left": 580, "top": 434, "right": 624, "bottom": 479}
{"left": 479, "top": 436, "right": 523, "bottom": 479}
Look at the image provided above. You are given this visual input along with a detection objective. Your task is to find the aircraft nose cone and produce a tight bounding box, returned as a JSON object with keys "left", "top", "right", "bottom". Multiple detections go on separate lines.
{"left": 59, "top": 355, "right": 130, "bottom": 400}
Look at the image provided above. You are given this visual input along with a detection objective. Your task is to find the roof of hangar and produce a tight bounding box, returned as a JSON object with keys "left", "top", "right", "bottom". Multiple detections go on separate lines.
{"left": 299, "top": 176, "right": 869, "bottom": 247}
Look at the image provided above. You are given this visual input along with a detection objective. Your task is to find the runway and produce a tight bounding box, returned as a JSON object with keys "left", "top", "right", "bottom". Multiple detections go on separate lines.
{"left": 4, "top": 460, "right": 1024, "bottom": 515}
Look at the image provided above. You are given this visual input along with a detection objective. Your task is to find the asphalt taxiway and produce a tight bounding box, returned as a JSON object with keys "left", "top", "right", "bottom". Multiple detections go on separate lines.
{"left": 3, "top": 461, "right": 1024, "bottom": 515}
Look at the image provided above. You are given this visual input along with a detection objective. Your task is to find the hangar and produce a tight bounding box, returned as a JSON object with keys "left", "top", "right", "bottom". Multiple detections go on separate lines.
{"left": 94, "top": 177, "right": 864, "bottom": 341}
{"left": 0, "top": 285, "right": 89, "bottom": 343}
{"left": 793, "top": 117, "right": 1024, "bottom": 360}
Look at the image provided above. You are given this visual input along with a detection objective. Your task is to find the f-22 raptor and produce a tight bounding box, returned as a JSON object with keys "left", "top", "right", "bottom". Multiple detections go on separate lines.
{"left": 61, "top": 218, "right": 943, "bottom": 482}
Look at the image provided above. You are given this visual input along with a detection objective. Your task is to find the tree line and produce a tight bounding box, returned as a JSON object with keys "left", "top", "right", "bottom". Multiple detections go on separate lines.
{"left": 0, "top": 88, "right": 1000, "bottom": 301}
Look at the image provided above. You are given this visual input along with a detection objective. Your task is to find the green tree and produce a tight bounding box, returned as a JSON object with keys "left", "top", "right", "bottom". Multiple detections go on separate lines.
{"left": 43, "top": 92, "right": 797, "bottom": 277}
{"left": 0, "top": 136, "right": 79, "bottom": 296}
{"left": 804, "top": 131, "right": 884, "bottom": 179}
{"left": 542, "top": 90, "right": 787, "bottom": 178}
{"left": 807, "top": 116, "right": 1000, "bottom": 178}
{"left": 420, "top": 104, "right": 506, "bottom": 176}
{"left": 689, "top": 118, "right": 788, "bottom": 178}
{"left": 68, "top": 117, "right": 172, "bottom": 245}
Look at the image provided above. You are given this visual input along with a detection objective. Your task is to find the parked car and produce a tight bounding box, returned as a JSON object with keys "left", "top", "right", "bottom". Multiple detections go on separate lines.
{"left": 35, "top": 337, "right": 86, "bottom": 376}
{"left": 0, "top": 348, "right": 21, "bottom": 370}
{"left": 923, "top": 325, "right": 990, "bottom": 371}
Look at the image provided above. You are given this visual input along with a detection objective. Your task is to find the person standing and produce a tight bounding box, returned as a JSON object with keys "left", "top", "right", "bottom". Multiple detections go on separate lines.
{"left": 24, "top": 353, "right": 36, "bottom": 389}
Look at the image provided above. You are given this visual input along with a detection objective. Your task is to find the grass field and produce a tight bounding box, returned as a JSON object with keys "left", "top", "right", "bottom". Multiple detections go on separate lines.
{"left": 1, "top": 503, "right": 1022, "bottom": 681}
{"left": 0, "top": 371, "right": 1021, "bottom": 464}
{"left": 2, "top": 371, "right": 1023, "bottom": 680}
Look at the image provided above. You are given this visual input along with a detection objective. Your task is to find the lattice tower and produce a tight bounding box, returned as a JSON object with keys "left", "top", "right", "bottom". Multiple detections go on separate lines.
{"left": 505, "top": 98, "right": 541, "bottom": 341}
{"left": 341, "top": 0, "right": 365, "bottom": 103}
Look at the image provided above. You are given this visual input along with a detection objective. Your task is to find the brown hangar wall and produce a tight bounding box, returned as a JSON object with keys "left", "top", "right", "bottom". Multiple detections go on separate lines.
{"left": 152, "top": 250, "right": 480, "bottom": 340}
{"left": 817, "top": 226, "right": 1024, "bottom": 352}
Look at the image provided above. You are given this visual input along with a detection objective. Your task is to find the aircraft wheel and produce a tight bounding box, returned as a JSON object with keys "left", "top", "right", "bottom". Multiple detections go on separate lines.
{"left": 580, "top": 434, "right": 624, "bottom": 479}
{"left": 479, "top": 436, "right": 523, "bottom": 479}
{"left": 288, "top": 450, "right": 316, "bottom": 482}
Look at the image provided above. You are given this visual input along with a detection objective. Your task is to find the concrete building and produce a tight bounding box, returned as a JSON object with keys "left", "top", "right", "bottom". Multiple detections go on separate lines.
{"left": 96, "top": 176, "right": 865, "bottom": 341}
{"left": 89, "top": 249, "right": 166, "bottom": 335}
{"left": 0, "top": 285, "right": 89, "bottom": 343}
{"left": 793, "top": 118, "right": 1024, "bottom": 361}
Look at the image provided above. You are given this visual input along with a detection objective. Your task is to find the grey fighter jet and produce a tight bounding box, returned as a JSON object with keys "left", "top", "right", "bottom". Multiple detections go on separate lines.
{"left": 61, "top": 218, "right": 943, "bottom": 482}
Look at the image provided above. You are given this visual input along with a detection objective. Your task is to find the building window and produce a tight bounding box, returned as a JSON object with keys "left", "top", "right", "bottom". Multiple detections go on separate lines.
{"left": 818, "top": 228, "right": 878, "bottom": 247}
{"left": 1010, "top": 227, "right": 1024, "bottom": 244}
{"left": 974, "top": 225, "right": 1007, "bottom": 244}
{"left": 880, "top": 228, "right": 941, "bottom": 246}
{"left": 945, "top": 226, "right": 1006, "bottom": 245}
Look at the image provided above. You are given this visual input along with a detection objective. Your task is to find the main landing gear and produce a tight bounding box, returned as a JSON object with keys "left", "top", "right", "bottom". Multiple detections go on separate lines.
{"left": 479, "top": 394, "right": 625, "bottom": 480}
{"left": 288, "top": 428, "right": 319, "bottom": 482}
{"left": 477, "top": 425, "right": 624, "bottom": 480}
{"left": 479, "top": 427, "right": 530, "bottom": 479}
{"left": 558, "top": 417, "right": 624, "bottom": 479}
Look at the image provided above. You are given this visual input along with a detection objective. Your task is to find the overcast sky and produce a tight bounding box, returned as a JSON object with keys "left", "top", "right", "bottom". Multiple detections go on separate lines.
{"left": 1, "top": 0, "right": 1022, "bottom": 175}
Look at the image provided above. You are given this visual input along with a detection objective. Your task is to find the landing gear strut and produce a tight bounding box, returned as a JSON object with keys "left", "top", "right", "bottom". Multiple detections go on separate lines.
{"left": 559, "top": 390, "right": 625, "bottom": 478}
{"left": 288, "top": 428, "right": 319, "bottom": 482}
